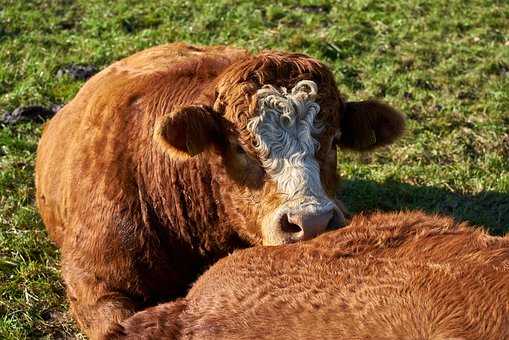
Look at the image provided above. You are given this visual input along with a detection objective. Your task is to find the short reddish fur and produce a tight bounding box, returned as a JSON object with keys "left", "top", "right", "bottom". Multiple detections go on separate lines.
{"left": 35, "top": 43, "right": 404, "bottom": 338}
{"left": 107, "top": 211, "right": 509, "bottom": 340}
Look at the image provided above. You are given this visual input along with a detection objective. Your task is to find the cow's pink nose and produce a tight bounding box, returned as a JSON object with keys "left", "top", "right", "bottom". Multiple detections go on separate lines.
{"left": 280, "top": 209, "right": 334, "bottom": 241}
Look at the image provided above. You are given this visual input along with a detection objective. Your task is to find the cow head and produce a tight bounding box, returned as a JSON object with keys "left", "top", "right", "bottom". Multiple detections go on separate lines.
{"left": 154, "top": 52, "right": 405, "bottom": 245}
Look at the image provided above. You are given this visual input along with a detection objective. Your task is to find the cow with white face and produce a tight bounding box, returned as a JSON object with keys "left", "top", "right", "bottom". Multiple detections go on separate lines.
{"left": 157, "top": 48, "right": 406, "bottom": 247}
{"left": 247, "top": 80, "right": 341, "bottom": 244}
{"left": 36, "top": 43, "right": 405, "bottom": 338}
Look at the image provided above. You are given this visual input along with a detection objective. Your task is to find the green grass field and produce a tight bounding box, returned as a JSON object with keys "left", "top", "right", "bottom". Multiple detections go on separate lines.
{"left": 1, "top": 0, "right": 508, "bottom": 338}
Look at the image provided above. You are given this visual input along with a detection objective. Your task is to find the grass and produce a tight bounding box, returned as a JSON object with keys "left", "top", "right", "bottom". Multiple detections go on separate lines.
{"left": 0, "top": 0, "right": 508, "bottom": 338}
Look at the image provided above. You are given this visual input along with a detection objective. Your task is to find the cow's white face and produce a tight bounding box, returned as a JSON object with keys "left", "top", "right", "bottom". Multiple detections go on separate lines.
{"left": 247, "top": 81, "right": 344, "bottom": 245}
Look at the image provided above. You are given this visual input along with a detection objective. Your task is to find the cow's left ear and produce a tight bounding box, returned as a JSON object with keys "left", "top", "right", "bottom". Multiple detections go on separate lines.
{"left": 154, "top": 105, "right": 224, "bottom": 160}
{"left": 336, "top": 100, "right": 405, "bottom": 151}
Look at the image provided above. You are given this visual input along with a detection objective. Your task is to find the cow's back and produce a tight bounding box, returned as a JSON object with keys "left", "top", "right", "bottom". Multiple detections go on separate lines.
{"left": 35, "top": 43, "right": 247, "bottom": 246}
{"left": 107, "top": 212, "right": 509, "bottom": 340}
{"left": 184, "top": 245, "right": 509, "bottom": 339}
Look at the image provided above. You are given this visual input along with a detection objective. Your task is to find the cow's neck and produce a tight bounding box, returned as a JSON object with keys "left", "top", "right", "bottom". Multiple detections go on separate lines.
{"left": 145, "top": 153, "right": 248, "bottom": 262}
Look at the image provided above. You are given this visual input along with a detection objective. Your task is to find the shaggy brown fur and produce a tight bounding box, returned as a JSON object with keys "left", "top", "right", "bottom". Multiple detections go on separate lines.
{"left": 35, "top": 43, "right": 404, "bottom": 338}
{"left": 106, "top": 211, "right": 509, "bottom": 340}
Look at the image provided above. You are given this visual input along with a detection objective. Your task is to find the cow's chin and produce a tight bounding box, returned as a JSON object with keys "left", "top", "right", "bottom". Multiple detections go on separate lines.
{"left": 262, "top": 231, "right": 297, "bottom": 246}
{"left": 260, "top": 211, "right": 298, "bottom": 246}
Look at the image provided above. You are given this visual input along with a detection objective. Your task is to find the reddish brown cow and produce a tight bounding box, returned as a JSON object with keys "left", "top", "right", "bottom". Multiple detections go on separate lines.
{"left": 107, "top": 211, "right": 509, "bottom": 340}
{"left": 35, "top": 43, "right": 404, "bottom": 338}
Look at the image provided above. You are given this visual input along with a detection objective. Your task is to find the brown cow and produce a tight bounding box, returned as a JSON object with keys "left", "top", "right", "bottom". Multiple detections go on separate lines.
{"left": 106, "top": 211, "right": 509, "bottom": 340}
{"left": 35, "top": 43, "right": 404, "bottom": 338}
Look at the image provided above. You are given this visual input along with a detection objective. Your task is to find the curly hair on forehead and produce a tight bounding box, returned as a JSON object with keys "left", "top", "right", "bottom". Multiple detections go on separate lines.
{"left": 217, "top": 52, "right": 339, "bottom": 94}
{"left": 213, "top": 52, "right": 344, "bottom": 148}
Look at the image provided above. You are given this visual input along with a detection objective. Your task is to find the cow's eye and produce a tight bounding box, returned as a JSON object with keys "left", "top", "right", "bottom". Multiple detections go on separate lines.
{"left": 236, "top": 144, "right": 246, "bottom": 155}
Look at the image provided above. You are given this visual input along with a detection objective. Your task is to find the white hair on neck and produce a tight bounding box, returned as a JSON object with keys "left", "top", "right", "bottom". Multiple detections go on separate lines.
{"left": 247, "top": 80, "right": 331, "bottom": 207}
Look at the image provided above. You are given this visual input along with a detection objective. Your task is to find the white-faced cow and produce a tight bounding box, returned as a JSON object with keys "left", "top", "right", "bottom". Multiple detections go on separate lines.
{"left": 35, "top": 43, "right": 405, "bottom": 338}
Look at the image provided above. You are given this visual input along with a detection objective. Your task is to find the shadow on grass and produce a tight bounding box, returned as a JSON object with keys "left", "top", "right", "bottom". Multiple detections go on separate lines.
{"left": 341, "top": 179, "right": 509, "bottom": 235}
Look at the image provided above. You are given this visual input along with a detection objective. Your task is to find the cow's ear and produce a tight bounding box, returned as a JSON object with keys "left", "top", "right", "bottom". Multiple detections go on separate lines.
{"left": 154, "top": 105, "right": 223, "bottom": 160}
{"left": 336, "top": 100, "right": 405, "bottom": 151}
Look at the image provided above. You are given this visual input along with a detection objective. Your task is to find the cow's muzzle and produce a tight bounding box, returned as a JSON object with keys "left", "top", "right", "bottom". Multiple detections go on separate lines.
{"left": 263, "top": 200, "right": 345, "bottom": 245}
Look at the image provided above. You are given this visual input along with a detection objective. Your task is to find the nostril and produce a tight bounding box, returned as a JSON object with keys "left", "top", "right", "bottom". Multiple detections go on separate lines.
{"left": 326, "top": 210, "right": 345, "bottom": 230}
{"left": 280, "top": 214, "right": 303, "bottom": 234}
